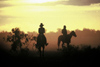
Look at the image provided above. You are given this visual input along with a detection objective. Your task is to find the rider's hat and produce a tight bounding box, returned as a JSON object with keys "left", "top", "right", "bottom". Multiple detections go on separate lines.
{"left": 40, "top": 23, "right": 44, "bottom": 27}
{"left": 64, "top": 25, "right": 66, "bottom": 28}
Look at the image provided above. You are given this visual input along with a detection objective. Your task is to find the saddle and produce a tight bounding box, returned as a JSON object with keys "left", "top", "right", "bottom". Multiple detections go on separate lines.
{"left": 63, "top": 35, "right": 70, "bottom": 42}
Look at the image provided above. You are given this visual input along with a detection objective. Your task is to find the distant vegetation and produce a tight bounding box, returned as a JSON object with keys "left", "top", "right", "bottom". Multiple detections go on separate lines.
{"left": 0, "top": 28, "right": 100, "bottom": 51}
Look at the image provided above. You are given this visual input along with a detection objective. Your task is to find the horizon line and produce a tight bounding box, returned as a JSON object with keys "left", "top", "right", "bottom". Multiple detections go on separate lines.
{"left": 0, "top": 28, "right": 100, "bottom": 34}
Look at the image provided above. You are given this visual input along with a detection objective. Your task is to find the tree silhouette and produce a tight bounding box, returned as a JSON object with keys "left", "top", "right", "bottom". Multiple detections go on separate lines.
{"left": 6, "top": 28, "right": 25, "bottom": 52}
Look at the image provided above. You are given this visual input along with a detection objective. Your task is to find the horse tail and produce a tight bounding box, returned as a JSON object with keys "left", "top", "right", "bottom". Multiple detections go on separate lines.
{"left": 58, "top": 36, "right": 61, "bottom": 49}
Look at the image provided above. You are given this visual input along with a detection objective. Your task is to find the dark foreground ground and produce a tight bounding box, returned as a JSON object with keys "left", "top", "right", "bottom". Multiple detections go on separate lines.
{"left": 0, "top": 46, "right": 100, "bottom": 67}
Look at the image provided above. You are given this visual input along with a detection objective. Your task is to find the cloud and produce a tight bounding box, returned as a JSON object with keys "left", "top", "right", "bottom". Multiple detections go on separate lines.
{"left": 26, "top": 0, "right": 100, "bottom": 6}
{"left": 57, "top": 0, "right": 100, "bottom": 6}
{"left": 31, "top": 0, "right": 100, "bottom": 6}
{"left": 68, "top": 0, "right": 100, "bottom": 5}
{"left": 0, "top": 1, "right": 12, "bottom": 8}
{"left": 0, "top": 0, "right": 100, "bottom": 7}
{"left": 0, "top": 3, "right": 12, "bottom": 8}
{"left": 0, "top": 15, "right": 16, "bottom": 26}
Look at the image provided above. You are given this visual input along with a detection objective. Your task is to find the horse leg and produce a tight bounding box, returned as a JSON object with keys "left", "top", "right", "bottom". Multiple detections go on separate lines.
{"left": 43, "top": 47, "right": 44, "bottom": 57}
{"left": 58, "top": 43, "right": 60, "bottom": 50}
{"left": 62, "top": 42, "right": 64, "bottom": 48}
{"left": 67, "top": 43, "right": 69, "bottom": 48}
{"left": 38, "top": 47, "right": 41, "bottom": 57}
{"left": 67, "top": 43, "right": 69, "bottom": 50}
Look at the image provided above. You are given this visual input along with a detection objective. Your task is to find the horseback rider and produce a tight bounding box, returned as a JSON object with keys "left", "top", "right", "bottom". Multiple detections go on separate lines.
{"left": 62, "top": 25, "right": 67, "bottom": 36}
{"left": 37, "top": 23, "right": 48, "bottom": 46}
{"left": 61, "top": 25, "right": 68, "bottom": 45}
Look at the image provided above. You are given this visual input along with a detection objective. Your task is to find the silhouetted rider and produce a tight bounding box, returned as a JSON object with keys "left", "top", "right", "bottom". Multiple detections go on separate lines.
{"left": 37, "top": 23, "right": 48, "bottom": 45}
{"left": 39, "top": 23, "right": 45, "bottom": 34}
{"left": 62, "top": 25, "right": 67, "bottom": 36}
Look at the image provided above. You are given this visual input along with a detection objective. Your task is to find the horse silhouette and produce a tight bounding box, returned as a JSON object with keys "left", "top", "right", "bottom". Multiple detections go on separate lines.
{"left": 35, "top": 35, "right": 48, "bottom": 57}
{"left": 58, "top": 31, "right": 77, "bottom": 50}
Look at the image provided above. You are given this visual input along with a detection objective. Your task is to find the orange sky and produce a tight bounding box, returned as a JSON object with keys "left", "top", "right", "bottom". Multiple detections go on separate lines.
{"left": 0, "top": 0, "right": 100, "bottom": 33}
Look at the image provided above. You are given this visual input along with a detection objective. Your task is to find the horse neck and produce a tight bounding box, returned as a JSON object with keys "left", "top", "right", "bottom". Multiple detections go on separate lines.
{"left": 69, "top": 32, "right": 73, "bottom": 38}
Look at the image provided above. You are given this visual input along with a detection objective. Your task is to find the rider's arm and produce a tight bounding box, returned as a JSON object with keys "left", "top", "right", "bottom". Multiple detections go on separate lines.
{"left": 43, "top": 28, "right": 45, "bottom": 33}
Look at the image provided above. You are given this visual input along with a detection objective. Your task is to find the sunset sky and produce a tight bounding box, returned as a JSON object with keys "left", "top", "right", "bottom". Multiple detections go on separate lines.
{"left": 0, "top": 0, "right": 100, "bottom": 33}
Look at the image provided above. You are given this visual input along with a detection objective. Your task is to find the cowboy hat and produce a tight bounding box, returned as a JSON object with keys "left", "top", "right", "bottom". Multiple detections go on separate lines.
{"left": 40, "top": 23, "right": 44, "bottom": 26}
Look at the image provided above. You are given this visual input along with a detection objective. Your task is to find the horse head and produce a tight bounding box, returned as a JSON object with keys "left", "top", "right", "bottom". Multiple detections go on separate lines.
{"left": 71, "top": 31, "right": 77, "bottom": 37}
